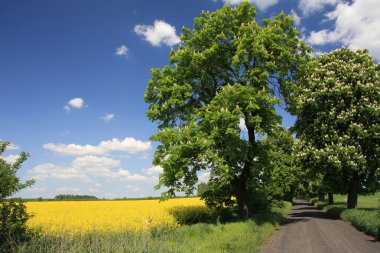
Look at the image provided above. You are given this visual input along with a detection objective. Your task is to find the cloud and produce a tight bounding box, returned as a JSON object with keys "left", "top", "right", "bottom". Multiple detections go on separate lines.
{"left": 115, "top": 45, "right": 129, "bottom": 56}
{"left": 222, "top": 0, "right": 279, "bottom": 11}
{"left": 29, "top": 163, "right": 89, "bottom": 181}
{"left": 126, "top": 185, "right": 140, "bottom": 192}
{"left": 1, "top": 155, "right": 19, "bottom": 164}
{"left": 134, "top": 20, "right": 180, "bottom": 47}
{"left": 56, "top": 187, "right": 80, "bottom": 192}
{"left": 198, "top": 171, "right": 211, "bottom": 183}
{"left": 64, "top": 98, "right": 84, "bottom": 112}
{"left": 43, "top": 137, "right": 151, "bottom": 156}
{"left": 239, "top": 118, "right": 248, "bottom": 132}
{"left": 298, "top": 0, "right": 340, "bottom": 16}
{"left": 73, "top": 156, "right": 121, "bottom": 179}
{"left": 144, "top": 166, "right": 163, "bottom": 175}
{"left": 99, "top": 138, "right": 152, "bottom": 153}
{"left": 306, "top": 0, "right": 380, "bottom": 61}
{"left": 28, "top": 156, "right": 157, "bottom": 184}
{"left": 43, "top": 143, "right": 104, "bottom": 156}
{"left": 101, "top": 114, "right": 115, "bottom": 122}
{"left": 290, "top": 9, "right": 301, "bottom": 26}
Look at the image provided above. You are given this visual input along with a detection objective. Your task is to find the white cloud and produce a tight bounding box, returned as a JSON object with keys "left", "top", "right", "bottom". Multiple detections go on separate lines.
{"left": 306, "top": 0, "right": 380, "bottom": 61}
{"left": 134, "top": 20, "right": 181, "bottom": 47}
{"left": 64, "top": 98, "right": 84, "bottom": 111}
{"left": 144, "top": 166, "right": 163, "bottom": 175}
{"left": 29, "top": 163, "right": 89, "bottom": 181}
{"left": 88, "top": 188, "right": 100, "bottom": 193}
{"left": 125, "top": 174, "right": 148, "bottom": 181}
{"left": 28, "top": 156, "right": 156, "bottom": 184}
{"left": 222, "top": 0, "right": 279, "bottom": 11}
{"left": 1, "top": 155, "right": 19, "bottom": 164}
{"left": 290, "top": 9, "right": 301, "bottom": 26}
{"left": 99, "top": 138, "right": 151, "bottom": 154}
{"left": 198, "top": 171, "right": 211, "bottom": 183}
{"left": 73, "top": 156, "right": 121, "bottom": 178}
{"left": 126, "top": 185, "right": 140, "bottom": 192}
{"left": 298, "top": 0, "right": 340, "bottom": 16}
{"left": 239, "top": 118, "right": 248, "bottom": 132}
{"left": 43, "top": 143, "right": 104, "bottom": 156}
{"left": 101, "top": 114, "right": 115, "bottom": 122}
{"left": 56, "top": 187, "right": 79, "bottom": 192}
{"left": 43, "top": 137, "right": 151, "bottom": 156}
{"left": 115, "top": 45, "right": 128, "bottom": 56}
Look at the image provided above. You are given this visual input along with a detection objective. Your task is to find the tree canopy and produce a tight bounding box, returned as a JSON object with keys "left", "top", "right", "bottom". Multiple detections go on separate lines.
{"left": 293, "top": 48, "right": 380, "bottom": 208}
{"left": 145, "top": 2, "right": 310, "bottom": 219}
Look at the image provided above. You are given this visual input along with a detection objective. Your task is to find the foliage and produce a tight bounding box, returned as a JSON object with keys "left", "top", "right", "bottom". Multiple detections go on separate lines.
{"left": 53, "top": 194, "right": 98, "bottom": 200}
{"left": 196, "top": 183, "right": 208, "bottom": 197}
{"left": 341, "top": 209, "right": 380, "bottom": 240}
{"left": 293, "top": 48, "right": 380, "bottom": 207}
{"left": 169, "top": 206, "right": 218, "bottom": 225}
{"left": 0, "top": 141, "right": 34, "bottom": 252}
{"left": 262, "top": 128, "right": 301, "bottom": 202}
{"left": 145, "top": 2, "right": 310, "bottom": 219}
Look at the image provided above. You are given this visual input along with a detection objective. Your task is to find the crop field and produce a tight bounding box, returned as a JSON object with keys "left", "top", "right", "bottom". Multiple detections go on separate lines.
{"left": 26, "top": 198, "right": 205, "bottom": 235}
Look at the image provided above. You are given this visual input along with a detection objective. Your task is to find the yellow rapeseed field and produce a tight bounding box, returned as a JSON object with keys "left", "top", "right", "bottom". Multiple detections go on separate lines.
{"left": 26, "top": 197, "right": 205, "bottom": 235}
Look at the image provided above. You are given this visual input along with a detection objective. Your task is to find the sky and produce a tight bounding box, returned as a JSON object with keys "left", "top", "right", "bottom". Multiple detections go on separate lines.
{"left": 1, "top": 0, "right": 379, "bottom": 199}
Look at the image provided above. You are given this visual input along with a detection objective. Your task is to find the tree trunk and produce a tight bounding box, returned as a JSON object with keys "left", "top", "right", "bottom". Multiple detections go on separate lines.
{"left": 318, "top": 191, "right": 325, "bottom": 201}
{"left": 236, "top": 171, "right": 251, "bottom": 220}
{"left": 347, "top": 172, "right": 359, "bottom": 209}
{"left": 328, "top": 193, "right": 334, "bottom": 204}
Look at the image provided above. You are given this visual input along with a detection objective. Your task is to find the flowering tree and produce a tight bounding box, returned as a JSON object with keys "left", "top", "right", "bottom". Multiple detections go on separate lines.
{"left": 145, "top": 3, "right": 310, "bottom": 219}
{"left": 294, "top": 48, "right": 380, "bottom": 208}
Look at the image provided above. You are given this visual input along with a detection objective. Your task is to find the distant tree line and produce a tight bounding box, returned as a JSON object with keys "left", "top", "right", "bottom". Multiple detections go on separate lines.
{"left": 54, "top": 194, "right": 98, "bottom": 200}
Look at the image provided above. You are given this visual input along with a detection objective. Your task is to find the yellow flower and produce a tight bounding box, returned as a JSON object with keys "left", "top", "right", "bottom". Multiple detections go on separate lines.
{"left": 26, "top": 198, "right": 205, "bottom": 235}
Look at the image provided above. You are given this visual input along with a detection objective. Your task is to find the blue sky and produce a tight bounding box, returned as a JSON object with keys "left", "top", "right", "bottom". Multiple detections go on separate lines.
{"left": 1, "top": 0, "right": 379, "bottom": 198}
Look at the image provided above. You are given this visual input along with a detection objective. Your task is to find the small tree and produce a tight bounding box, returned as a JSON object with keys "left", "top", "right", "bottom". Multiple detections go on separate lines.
{"left": 293, "top": 48, "right": 380, "bottom": 208}
{"left": 0, "top": 141, "right": 34, "bottom": 252}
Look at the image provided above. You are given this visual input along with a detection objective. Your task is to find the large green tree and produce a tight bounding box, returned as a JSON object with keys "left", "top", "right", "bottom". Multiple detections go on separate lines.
{"left": 293, "top": 48, "right": 380, "bottom": 209}
{"left": 145, "top": 3, "right": 310, "bottom": 219}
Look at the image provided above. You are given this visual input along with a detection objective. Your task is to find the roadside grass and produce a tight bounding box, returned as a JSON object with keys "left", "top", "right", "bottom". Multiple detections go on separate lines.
{"left": 18, "top": 202, "right": 291, "bottom": 253}
{"left": 310, "top": 192, "right": 380, "bottom": 240}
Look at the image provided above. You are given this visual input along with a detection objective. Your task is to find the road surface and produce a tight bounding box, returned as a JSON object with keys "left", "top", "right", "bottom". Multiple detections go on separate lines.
{"left": 260, "top": 199, "right": 380, "bottom": 253}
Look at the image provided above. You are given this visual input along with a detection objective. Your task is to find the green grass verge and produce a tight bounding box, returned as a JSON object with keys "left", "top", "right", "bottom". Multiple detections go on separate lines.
{"left": 310, "top": 192, "right": 380, "bottom": 240}
{"left": 18, "top": 202, "right": 291, "bottom": 253}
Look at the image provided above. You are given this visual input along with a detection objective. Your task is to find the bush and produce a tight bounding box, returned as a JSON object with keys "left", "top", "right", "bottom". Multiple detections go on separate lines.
{"left": 341, "top": 209, "right": 380, "bottom": 240}
{"left": 169, "top": 205, "right": 237, "bottom": 225}
{"left": 0, "top": 200, "right": 31, "bottom": 252}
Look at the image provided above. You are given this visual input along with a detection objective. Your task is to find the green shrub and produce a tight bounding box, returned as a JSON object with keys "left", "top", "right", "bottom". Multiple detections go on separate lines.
{"left": 169, "top": 206, "right": 218, "bottom": 225}
{"left": 310, "top": 194, "right": 380, "bottom": 240}
{"left": 341, "top": 209, "right": 380, "bottom": 240}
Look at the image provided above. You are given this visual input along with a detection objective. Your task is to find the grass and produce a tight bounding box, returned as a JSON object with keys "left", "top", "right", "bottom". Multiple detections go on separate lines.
{"left": 17, "top": 202, "right": 291, "bottom": 253}
{"left": 310, "top": 192, "right": 380, "bottom": 240}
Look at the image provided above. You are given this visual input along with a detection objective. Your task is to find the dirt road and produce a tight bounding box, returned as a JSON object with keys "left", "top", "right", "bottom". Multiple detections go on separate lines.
{"left": 260, "top": 199, "right": 380, "bottom": 253}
